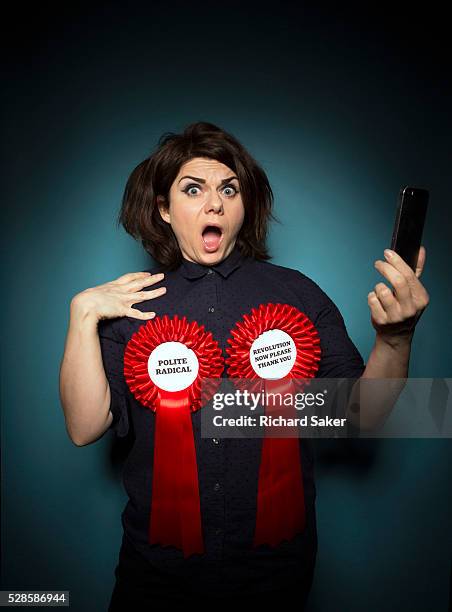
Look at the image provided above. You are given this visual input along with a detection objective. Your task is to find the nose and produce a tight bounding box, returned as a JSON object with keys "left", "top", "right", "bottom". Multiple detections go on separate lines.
{"left": 203, "top": 189, "right": 224, "bottom": 214}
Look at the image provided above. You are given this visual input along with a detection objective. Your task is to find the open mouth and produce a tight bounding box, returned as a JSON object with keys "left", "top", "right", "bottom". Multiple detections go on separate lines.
{"left": 201, "top": 225, "right": 224, "bottom": 252}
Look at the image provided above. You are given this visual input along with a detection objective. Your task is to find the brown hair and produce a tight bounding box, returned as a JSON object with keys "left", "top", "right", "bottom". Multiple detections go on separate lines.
{"left": 118, "top": 121, "right": 278, "bottom": 271}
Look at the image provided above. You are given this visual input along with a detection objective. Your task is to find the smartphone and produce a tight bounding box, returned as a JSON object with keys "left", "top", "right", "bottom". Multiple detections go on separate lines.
{"left": 390, "top": 186, "right": 429, "bottom": 271}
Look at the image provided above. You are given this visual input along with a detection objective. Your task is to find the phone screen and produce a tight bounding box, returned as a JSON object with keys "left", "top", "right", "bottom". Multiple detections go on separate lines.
{"left": 390, "top": 187, "right": 428, "bottom": 271}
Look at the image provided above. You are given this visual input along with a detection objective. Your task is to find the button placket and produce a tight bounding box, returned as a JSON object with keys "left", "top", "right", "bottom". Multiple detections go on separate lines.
{"left": 207, "top": 269, "right": 219, "bottom": 315}
{"left": 200, "top": 269, "right": 225, "bottom": 556}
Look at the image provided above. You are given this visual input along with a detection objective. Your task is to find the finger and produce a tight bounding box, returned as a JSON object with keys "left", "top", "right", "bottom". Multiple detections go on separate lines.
{"left": 374, "top": 282, "right": 399, "bottom": 318}
{"left": 383, "top": 249, "right": 424, "bottom": 290}
{"left": 127, "top": 272, "right": 165, "bottom": 292}
{"left": 133, "top": 287, "right": 167, "bottom": 301}
{"left": 114, "top": 271, "right": 152, "bottom": 285}
{"left": 374, "top": 259, "right": 411, "bottom": 306}
{"left": 368, "top": 291, "right": 387, "bottom": 325}
{"left": 414, "top": 245, "right": 426, "bottom": 278}
{"left": 126, "top": 308, "right": 156, "bottom": 320}
{"left": 383, "top": 249, "right": 415, "bottom": 278}
{"left": 384, "top": 249, "right": 429, "bottom": 305}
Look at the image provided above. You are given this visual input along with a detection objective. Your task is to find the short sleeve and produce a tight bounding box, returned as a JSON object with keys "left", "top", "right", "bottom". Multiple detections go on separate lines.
{"left": 313, "top": 298, "right": 366, "bottom": 380}
{"left": 311, "top": 290, "right": 365, "bottom": 435}
{"left": 285, "top": 270, "right": 366, "bottom": 378}
{"left": 97, "top": 318, "right": 130, "bottom": 438}
{"left": 286, "top": 270, "right": 366, "bottom": 433}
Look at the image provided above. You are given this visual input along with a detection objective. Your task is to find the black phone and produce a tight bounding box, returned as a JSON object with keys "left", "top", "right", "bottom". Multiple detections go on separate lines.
{"left": 390, "top": 186, "right": 429, "bottom": 271}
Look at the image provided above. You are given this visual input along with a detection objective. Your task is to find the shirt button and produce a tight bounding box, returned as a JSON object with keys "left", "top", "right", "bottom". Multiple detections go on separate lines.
{"left": 213, "top": 482, "right": 221, "bottom": 492}
{"left": 207, "top": 269, "right": 214, "bottom": 275}
{"left": 215, "top": 528, "right": 222, "bottom": 536}
{"left": 212, "top": 438, "right": 220, "bottom": 445}
{"left": 208, "top": 307, "right": 215, "bottom": 313}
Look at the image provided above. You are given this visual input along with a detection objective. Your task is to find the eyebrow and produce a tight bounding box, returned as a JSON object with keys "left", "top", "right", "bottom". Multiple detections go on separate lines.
{"left": 178, "top": 175, "right": 239, "bottom": 185}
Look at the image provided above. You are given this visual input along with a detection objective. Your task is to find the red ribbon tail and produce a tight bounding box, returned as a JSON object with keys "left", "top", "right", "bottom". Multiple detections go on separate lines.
{"left": 254, "top": 377, "right": 306, "bottom": 548}
{"left": 150, "top": 390, "right": 204, "bottom": 557}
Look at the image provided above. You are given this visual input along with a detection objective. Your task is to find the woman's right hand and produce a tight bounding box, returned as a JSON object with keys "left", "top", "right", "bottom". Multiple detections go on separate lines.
{"left": 70, "top": 271, "right": 166, "bottom": 322}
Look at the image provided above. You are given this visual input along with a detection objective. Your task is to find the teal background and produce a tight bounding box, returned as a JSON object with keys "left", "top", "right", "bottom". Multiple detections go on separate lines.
{"left": 2, "top": 3, "right": 451, "bottom": 610}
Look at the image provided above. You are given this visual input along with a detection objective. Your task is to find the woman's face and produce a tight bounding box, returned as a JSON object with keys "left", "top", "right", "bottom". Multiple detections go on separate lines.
{"left": 158, "top": 157, "right": 245, "bottom": 265}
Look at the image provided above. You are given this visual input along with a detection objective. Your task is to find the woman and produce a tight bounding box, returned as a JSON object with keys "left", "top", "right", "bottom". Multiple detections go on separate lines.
{"left": 59, "top": 122, "right": 430, "bottom": 609}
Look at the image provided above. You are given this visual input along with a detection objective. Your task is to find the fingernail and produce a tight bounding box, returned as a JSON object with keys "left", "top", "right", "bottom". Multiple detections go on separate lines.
{"left": 384, "top": 249, "right": 394, "bottom": 258}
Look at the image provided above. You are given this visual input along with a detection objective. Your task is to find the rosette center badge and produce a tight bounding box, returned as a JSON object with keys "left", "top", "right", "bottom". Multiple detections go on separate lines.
{"left": 249, "top": 328, "right": 297, "bottom": 380}
{"left": 147, "top": 341, "right": 199, "bottom": 392}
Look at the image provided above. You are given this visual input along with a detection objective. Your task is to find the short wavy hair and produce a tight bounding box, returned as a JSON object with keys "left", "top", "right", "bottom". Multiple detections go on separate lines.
{"left": 118, "top": 121, "right": 277, "bottom": 270}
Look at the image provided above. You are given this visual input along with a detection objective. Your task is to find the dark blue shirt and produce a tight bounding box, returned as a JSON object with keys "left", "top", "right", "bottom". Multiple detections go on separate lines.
{"left": 98, "top": 244, "right": 366, "bottom": 597}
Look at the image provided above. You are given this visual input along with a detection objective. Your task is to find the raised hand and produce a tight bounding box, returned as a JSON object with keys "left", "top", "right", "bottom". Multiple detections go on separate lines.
{"left": 71, "top": 271, "right": 166, "bottom": 322}
{"left": 368, "top": 246, "right": 429, "bottom": 343}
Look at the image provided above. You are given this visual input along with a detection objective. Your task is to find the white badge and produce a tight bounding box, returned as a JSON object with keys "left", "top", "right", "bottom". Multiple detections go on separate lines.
{"left": 249, "top": 328, "right": 297, "bottom": 380}
{"left": 148, "top": 341, "right": 199, "bottom": 392}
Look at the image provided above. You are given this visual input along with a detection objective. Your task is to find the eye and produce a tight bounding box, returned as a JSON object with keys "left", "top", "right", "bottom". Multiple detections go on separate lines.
{"left": 182, "top": 183, "right": 202, "bottom": 196}
{"left": 222, "top": 184, "right": 239, "bottom": 196}
{"left": 182, "top": 182, "right": 240, "bottom": 197}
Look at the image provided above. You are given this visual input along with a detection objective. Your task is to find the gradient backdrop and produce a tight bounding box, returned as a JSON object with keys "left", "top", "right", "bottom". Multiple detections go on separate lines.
{"left": 2, "top": 3, "right": 451, "bottom": 611}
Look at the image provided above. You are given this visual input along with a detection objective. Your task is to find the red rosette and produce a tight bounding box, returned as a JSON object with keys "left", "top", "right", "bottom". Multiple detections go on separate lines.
{"left": 124, "top": 314, "right": 224, "bottom": 557}
{"left": 226, "top": 302, "right": 321, "bottom": 382}
{"left": 225, "top": 303, "right": 321, "bottom": 548}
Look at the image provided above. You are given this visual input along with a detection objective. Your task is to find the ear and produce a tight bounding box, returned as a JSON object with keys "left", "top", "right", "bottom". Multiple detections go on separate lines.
{"left": 157, "top": 195, "right": 171, "bottom": 224}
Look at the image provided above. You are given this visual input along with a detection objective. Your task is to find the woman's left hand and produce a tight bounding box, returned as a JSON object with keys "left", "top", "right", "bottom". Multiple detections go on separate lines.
{"left": 368, "top": 246, "right": 430, "bottom": 346}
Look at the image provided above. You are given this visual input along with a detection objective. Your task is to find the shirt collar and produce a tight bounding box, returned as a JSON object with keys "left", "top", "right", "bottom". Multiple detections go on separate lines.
{"left": 180, "top": 244, "right": 245, "bottom": 280}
